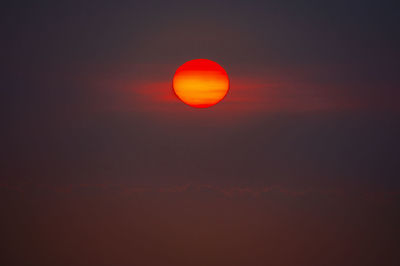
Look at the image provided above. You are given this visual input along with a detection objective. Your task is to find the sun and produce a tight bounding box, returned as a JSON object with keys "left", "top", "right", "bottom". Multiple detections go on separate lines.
{"left": 172, "top": 59, "right": 229, "bottom": 108}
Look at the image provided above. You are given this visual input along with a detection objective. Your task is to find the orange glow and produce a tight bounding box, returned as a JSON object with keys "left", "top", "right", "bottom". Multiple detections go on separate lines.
{"left": 173, "top": 59, "right": 229, "bottom": 108}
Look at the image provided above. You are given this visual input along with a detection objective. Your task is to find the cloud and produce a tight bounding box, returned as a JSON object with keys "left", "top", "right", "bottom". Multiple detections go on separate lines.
{"left": 1, "top": 181, "right": 398, "bottom": 204}
{"left": 83, "top": 61, "right": 380, "bottom": 122}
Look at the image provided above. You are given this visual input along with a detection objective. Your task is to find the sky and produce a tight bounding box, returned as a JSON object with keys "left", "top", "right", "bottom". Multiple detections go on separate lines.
{"left": 1, "top": 1, "right": 400, "bottom": 265}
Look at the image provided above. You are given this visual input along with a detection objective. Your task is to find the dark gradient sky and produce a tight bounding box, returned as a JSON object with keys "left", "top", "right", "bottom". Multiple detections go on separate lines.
{"left": 1, "top": 1, "right": 400, "bottom": 265}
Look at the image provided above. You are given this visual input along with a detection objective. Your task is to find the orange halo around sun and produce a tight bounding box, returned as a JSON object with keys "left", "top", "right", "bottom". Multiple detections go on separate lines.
{"left": 172, "top": 59, "right": 229, "bottom": 108}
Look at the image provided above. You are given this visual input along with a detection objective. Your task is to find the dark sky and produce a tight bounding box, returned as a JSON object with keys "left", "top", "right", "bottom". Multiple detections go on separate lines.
{"left": 1, "top": 1, "right": 400, "bottom": 265}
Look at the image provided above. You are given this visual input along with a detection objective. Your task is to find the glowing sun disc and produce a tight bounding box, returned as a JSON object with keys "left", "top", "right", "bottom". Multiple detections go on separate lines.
{"left": 173, "top": 59, "right": 229, "bottom": 108}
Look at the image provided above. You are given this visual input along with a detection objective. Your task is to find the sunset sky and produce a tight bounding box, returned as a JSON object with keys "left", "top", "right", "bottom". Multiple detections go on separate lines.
{"left": 2, "top": 1, "right": 400, "bottom": 265}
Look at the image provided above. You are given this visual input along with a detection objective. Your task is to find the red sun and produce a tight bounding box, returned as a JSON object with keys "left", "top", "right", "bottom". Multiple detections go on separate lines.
{"left": 172, "top": 59, "right": 229, "bottom": 108}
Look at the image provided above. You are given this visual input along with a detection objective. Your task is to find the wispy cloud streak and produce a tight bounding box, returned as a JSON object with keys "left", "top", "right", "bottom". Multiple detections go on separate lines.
{"left": 1, "top": 181, "right": 399, "bottom": 204}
